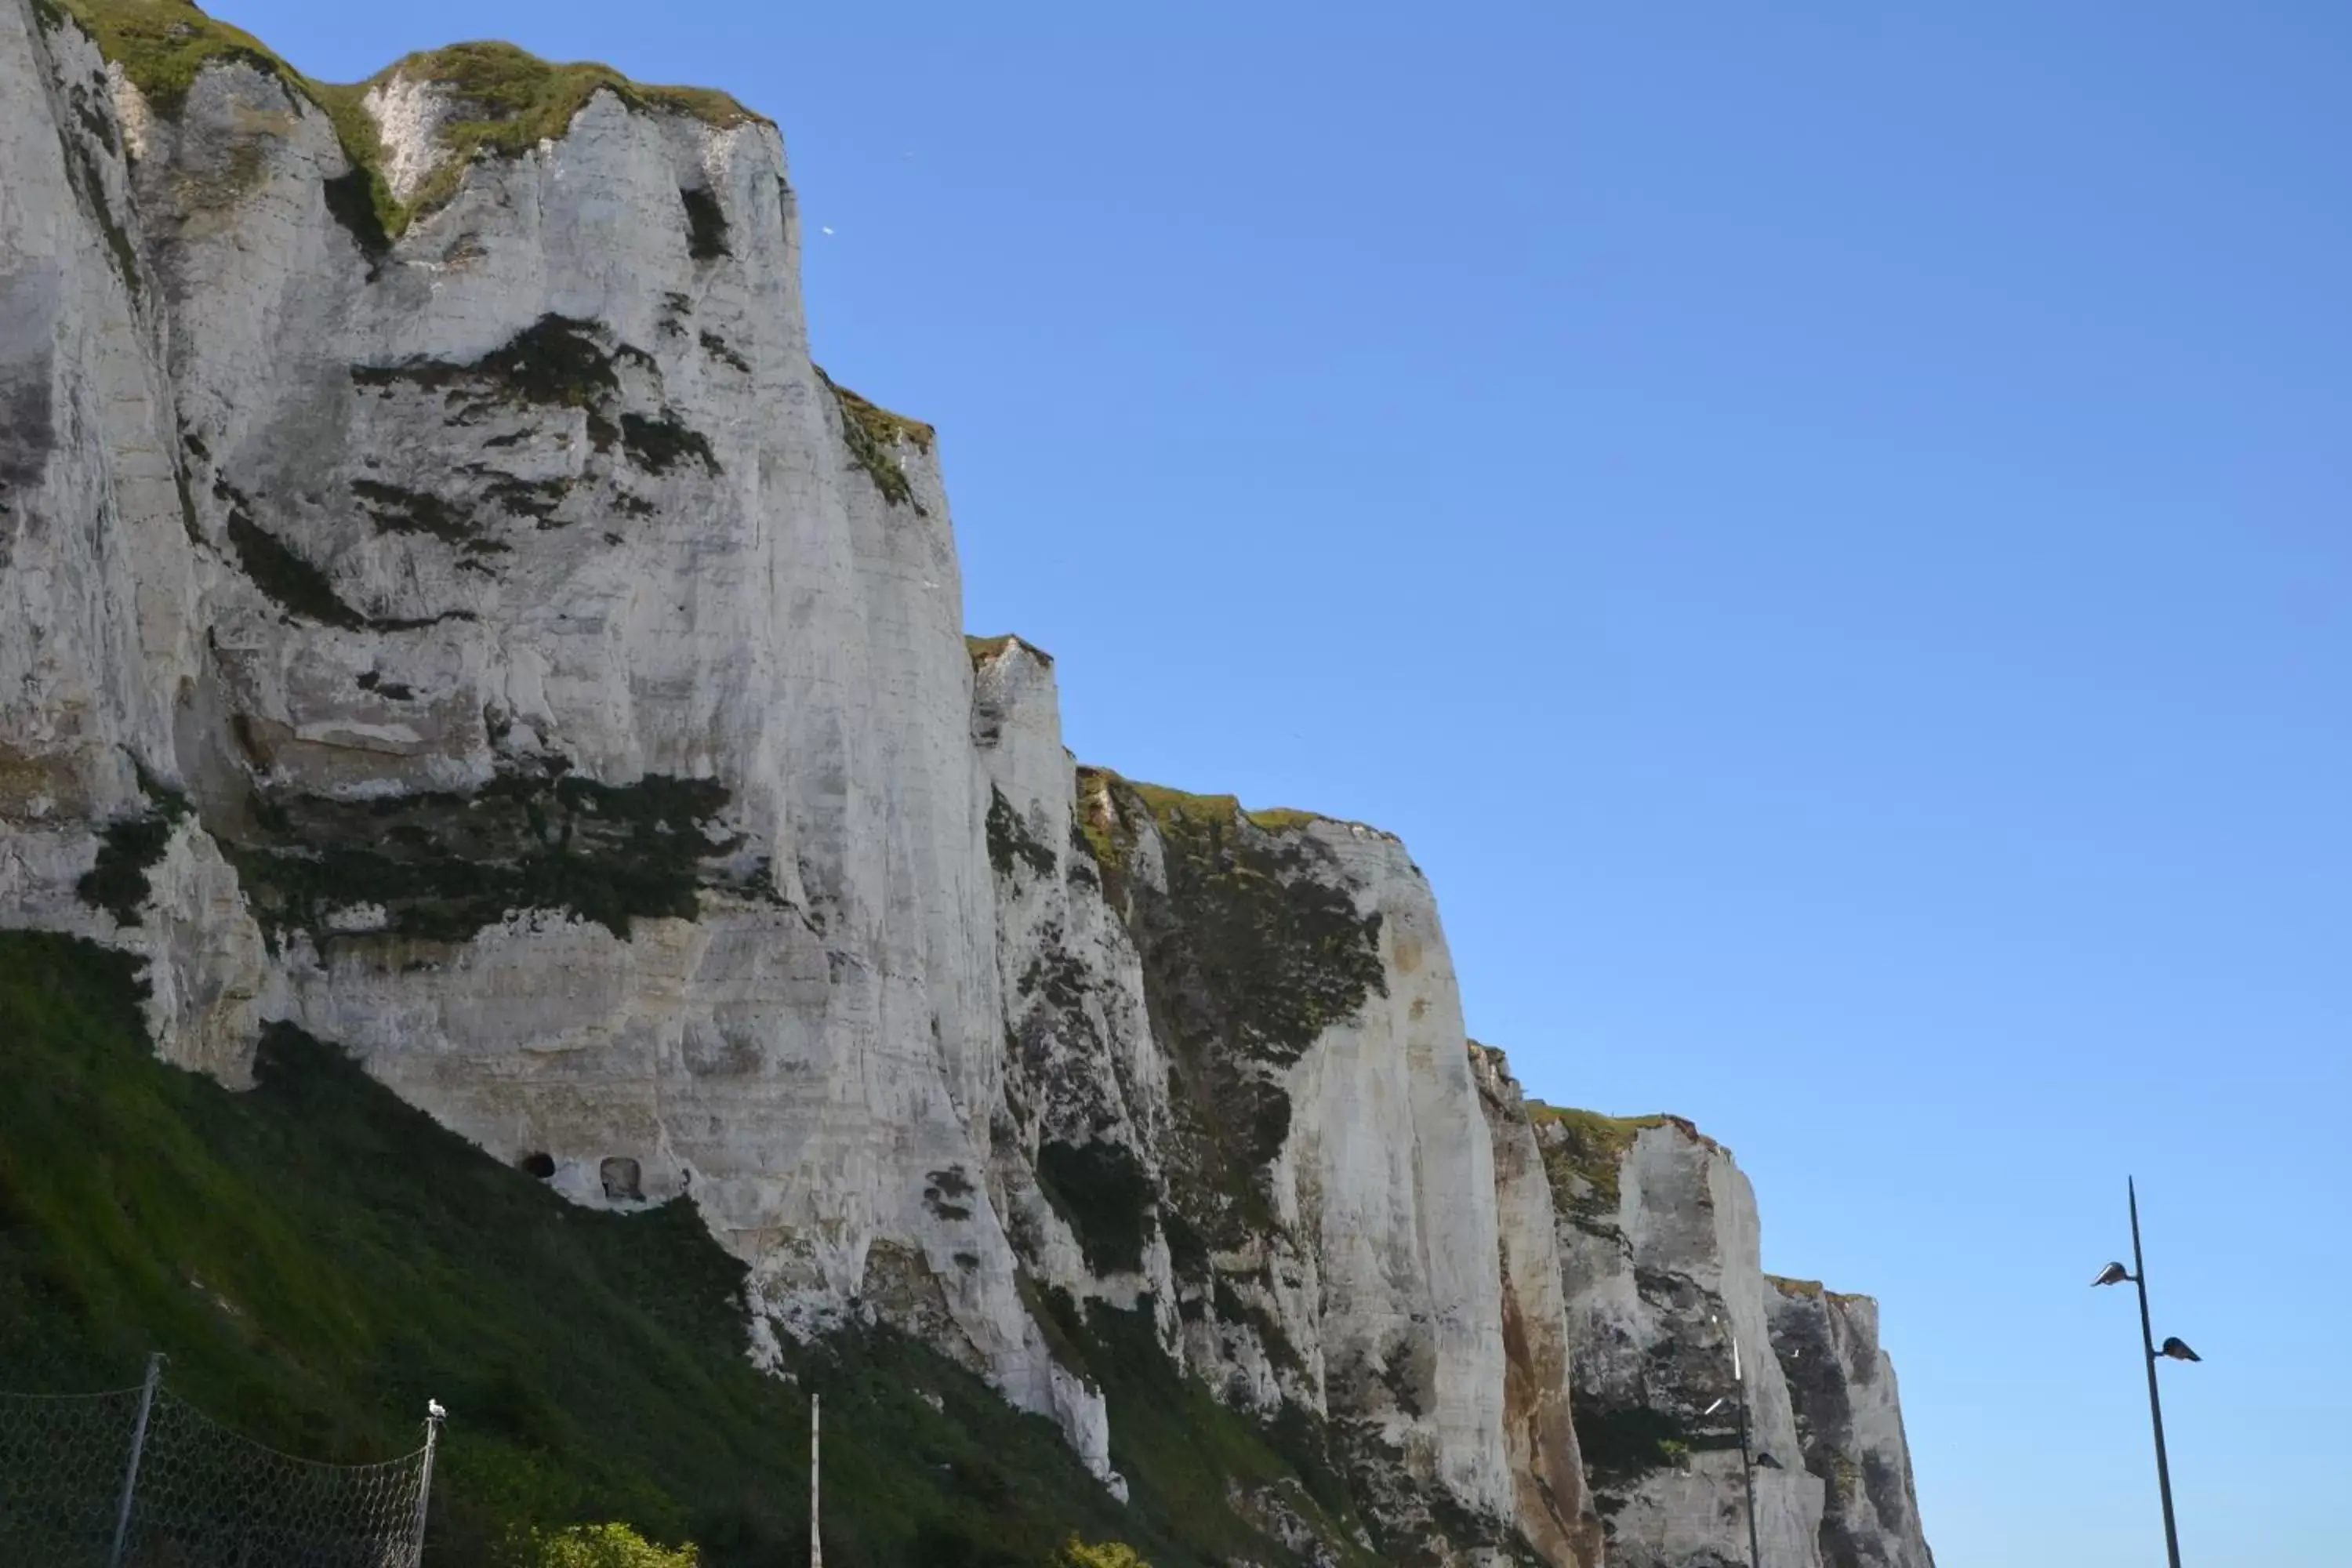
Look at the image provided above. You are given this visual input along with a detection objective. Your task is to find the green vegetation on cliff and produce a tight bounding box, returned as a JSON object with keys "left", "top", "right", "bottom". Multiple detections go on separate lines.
{"left": 43, "top": 5, "right": 766, "bottom": 239}
{"left": 338, "top": 42, "right": 763, "bottom": 234}
{"left": 1525, "top": 1104, "right": 1722, "bottom": 1234}
{"left": 1069, "top": 768, "right": 1386, "bottom": 1263}
{"left": 0, "top": 931, "right": 1355, "bottom": 1566}
{"left": 44, "top": 0, "right": 296, "bottom": 117}
{"left": 817, "top": 369, "right": 935, "bottom": 514}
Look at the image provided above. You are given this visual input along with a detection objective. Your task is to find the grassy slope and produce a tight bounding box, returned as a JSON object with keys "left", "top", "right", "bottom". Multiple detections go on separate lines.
{"left": 0, "top": 931, "right": 1347, "bottom": 1568}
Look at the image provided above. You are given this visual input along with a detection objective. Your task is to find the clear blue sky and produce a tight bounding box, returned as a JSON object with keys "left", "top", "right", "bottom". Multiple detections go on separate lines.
{"left": 216, "top": 2, "right": 2351, "bottom": 1562}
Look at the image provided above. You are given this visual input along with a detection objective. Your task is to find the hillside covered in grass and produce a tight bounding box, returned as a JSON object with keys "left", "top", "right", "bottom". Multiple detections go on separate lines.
{"left": 0, "top": 931, "right": 1365, "bottom": 1567}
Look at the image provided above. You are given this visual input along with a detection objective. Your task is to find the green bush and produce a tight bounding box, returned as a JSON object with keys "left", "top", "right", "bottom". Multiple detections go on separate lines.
{"left": 1056, "top": 1541, "right": 1149, "bottom": 1568}
{"left": 529, "top": 1522, "right": 699, "bottom": 1567}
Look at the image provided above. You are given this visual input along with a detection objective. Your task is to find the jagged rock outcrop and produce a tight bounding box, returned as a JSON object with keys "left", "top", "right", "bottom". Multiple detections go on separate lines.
{"left": 975, "top": 637, "right": 1523, "bottom": 1555}
{"left": 1534, "top": 1109, "right": 1824, "bottom": 1565}
{"left": 1528, "top": 1106, "right": 1936, "bottom": 1568}
{"left": 0, "top": 5, "right": 1936, "bottom": 1563}
{"left": 1766, "top": 1279, "right": 1936, "bottom": 1568}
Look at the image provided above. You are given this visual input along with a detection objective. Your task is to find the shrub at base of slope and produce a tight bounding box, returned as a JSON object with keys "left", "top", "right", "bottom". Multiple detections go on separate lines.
{"left": 0, "top": 931, "right": 1352, "bottom": 1567}
{"left": 528, "top": 1522, "right": 702, "bottom": 1567}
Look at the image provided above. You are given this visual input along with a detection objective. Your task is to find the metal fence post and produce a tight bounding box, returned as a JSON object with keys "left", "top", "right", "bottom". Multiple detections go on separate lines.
{"left": 107, "top": 1352, "right": 163, "bottom": 1568}
{"left": 409, "top": 1403, "right": 444, "bottom": 1567}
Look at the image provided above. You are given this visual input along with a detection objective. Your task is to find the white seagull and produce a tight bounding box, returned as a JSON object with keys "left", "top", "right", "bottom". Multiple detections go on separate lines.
{"left": 426, "top": 1399, "right": 448, "bottom": 1421}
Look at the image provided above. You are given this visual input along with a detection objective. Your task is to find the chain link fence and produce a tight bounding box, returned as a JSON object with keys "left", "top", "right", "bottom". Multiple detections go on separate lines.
{"left": 0, "top": 1357, "right": 439, "bottom": 1567}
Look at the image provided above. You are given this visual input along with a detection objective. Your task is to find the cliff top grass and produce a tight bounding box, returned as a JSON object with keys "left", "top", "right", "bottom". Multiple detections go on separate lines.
{"left": 815, "top": 368, "right": 936, "bottom": 514}
{"left": 968, "top": 633, "right": 1055, "bottom": 668}
{"left": 821, "top": 373, "right": 936, "bottom": 456}
{"left": 47, "top": 5, "right": 770, "bottom": 237}
{"left": 1073, "top": 766, "right": 1391, "bottom": 872}
{"left": 47, "top": 0, "right": 299, "bottom": 116}
{"left": 1526, "top": 1104, "right": 1726, "bottom": 1226}
{"left": 1767, "top": 1276, "right": 1877, "bottom": 1312}
{"left": 323, "top": 42, "right": 769, "bottom": 234}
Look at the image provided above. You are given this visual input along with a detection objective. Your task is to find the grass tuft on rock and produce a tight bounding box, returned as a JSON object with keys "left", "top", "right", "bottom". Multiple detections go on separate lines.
{"left": 967, "top": 633, "right": 1054, "bottom": 669}
{"left": 815, "top": 368, "right": 935, "bottom": 514}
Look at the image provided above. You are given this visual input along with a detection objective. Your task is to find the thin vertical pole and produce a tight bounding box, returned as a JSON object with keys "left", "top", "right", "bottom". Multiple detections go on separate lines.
{"left": 2130, "top": 1179, "right": 2184, "bottom": 1568}
{"left": 809, "top": 1392, "right": 821, "bottom": 1568}
{"left": 411, "top": 1405, "right": 443, "bottom": 1568}
{"left": 108, "top": 1352, "right": 162, "bottom": 1568}
{"left": 1733, "top": 1334, "right": 1762, "bottom": 1568}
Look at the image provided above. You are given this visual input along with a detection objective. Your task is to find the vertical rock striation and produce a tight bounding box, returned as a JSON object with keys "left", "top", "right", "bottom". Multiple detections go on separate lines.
{"left": 1472, "top": 1046, "right": 1608, "bottom": 1568}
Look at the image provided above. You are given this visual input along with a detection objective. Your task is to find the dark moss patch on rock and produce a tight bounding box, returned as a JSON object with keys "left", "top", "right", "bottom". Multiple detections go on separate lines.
{"left": 1073, "top": 768, "right": 1386, "bottom": 1253}
{"left": 987, "top": 787, "right": 1056, "bottom": 882}
{"left": 1093, "top": 771, "right": 1386, "bottom": 1068}
{"left": 1035, "top": 1139, "right": 1154, "bottom": 1277}
{"left": 353, "top": 478, "right": 473, "bottom": 543}
{"left": 227, "top": 511, "right": 368, "bottom": 630}
{"left": 619, "top": 411, "right": 718, "bottom": 477}
{"left": 354, "top": 314, "right": 627, "bottom": 412}
{"left": 227, "top": 769, "right": 742, "bottom": 946}
{"left": 353, "top": 670, "right": 416, "bottom": 701}
{"left": 698, "top": 331, "right": 751, "bottom": 374}
{"left": 74, "top": 768, "right": 191, "bottom": 927}
{"left": 921, "top": 1167, "right": 974, "bottom": 1224}
{"left": 681, "top": 186, "right": 729, "bottom": 260}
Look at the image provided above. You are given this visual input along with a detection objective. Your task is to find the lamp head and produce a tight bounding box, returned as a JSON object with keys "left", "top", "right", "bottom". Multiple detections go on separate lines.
{"left": 2091, "top": 1261, "right": 2132, "bottom": 1287}
{"left": 2158, "top": 1337, "right": 2201, "bottom": 1363}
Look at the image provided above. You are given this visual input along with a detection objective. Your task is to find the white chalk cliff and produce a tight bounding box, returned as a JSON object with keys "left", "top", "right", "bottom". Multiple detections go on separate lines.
{"left": 0, "top": 5, "right": 1936, "bottom": 1563}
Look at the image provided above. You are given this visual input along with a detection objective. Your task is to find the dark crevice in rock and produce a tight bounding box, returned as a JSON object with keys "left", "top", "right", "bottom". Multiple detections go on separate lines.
{"left": 1035, "top": 1138, "right": 1154, "bottom": 1277}
{"left": 322, "top": 165, "right": 391, "bottom": 276}
{"left": 680, "top": 185, "right": 729, "bottom": 260}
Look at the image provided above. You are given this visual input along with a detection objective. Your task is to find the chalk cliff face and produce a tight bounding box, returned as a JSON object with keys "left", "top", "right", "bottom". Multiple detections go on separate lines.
{"left": 1766, "top": 1280, "right": 1937, "bottom": 1568}
{"left": 0, "top": 5, "right": 1936, "bottom": 1563}
{"left": 1526, "top": 1109, "right": 1936, "bottom": 1568}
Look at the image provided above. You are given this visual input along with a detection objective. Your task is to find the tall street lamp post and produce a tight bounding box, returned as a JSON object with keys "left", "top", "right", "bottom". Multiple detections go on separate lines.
{"left": 2092, "top": 1177, "right": 2200, "bottom": 1568}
